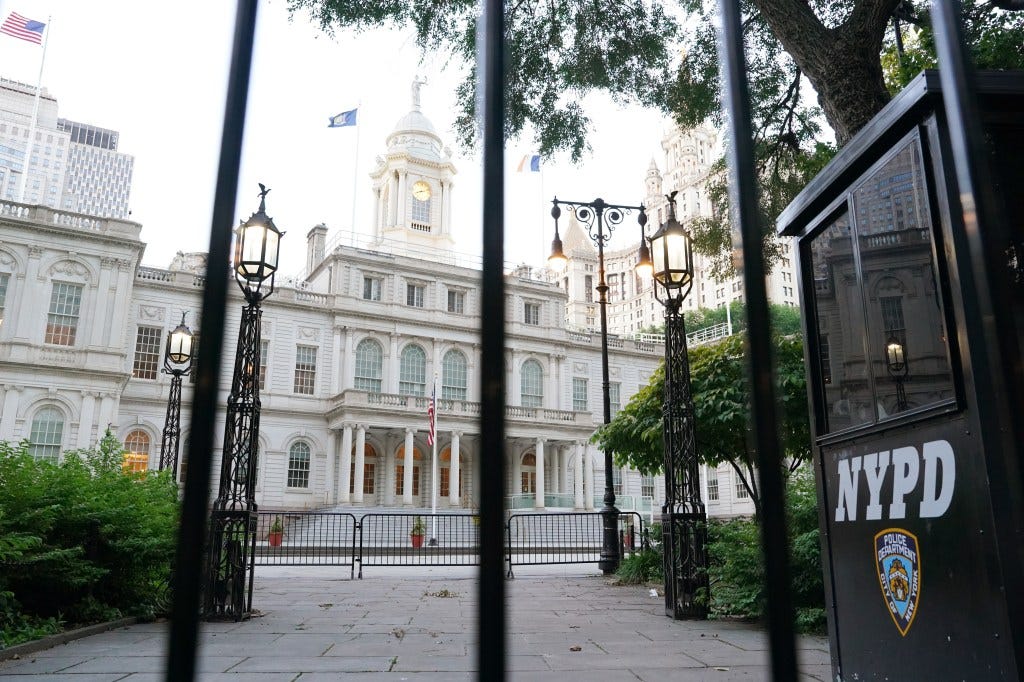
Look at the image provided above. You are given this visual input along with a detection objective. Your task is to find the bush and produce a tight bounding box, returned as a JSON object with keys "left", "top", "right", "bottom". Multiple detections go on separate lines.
{"left": 0, "top": 432, "right": 179, "bottom": 646}
{"left": 706, "top": 466, "right": 825, "bottom": 633}
{"left": 616, "top": 548, "right": 664, "bottom": 584}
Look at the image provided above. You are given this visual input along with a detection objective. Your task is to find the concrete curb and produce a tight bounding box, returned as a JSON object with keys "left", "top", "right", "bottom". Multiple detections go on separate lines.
{"left": 0, "top": 616, "right": 139, "bottom": 661}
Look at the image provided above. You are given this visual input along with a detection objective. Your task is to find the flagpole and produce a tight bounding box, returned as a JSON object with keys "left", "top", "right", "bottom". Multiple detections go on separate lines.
{"left": 15, "top": 14, "right": 50, "bottom": 204}
{"left": 539, "top": 161, "right": 546, "bottom": 265}
{"left": 349, "top": 99, "right": 361, "bottom": 247}
{"left": 429, "top": 371, "right": 439, "bottom": 545}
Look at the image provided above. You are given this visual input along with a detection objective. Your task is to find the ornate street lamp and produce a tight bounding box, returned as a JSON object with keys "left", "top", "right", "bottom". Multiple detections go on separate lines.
{"left": 549, "top": 196, "right": 647, "bottom": 574}
{"left": 204, "top": 183, "right": 282, "bottom": 620}
{"left": 886, "top": 336, "right": 909, "bottom": 411}
{"left": 641, "top": 190, "right": 708, "bottom": 619}
{"left": 159, "top": 312, "right": 195, "bottom": 477}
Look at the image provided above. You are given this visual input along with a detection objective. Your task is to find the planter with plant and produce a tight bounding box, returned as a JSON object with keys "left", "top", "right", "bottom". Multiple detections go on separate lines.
{"left": 268, "top": 516, "right": 284, "bottom": 547}
{"left": 410, "top": 516, "right": 426, "bottom": 548}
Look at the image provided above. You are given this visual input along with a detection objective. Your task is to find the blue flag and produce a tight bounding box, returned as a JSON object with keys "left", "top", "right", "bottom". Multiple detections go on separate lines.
{"left": 329, "top": 109, "right": 357, "bottom": 128}
{"left": 517, "top": 154, "right": 541, "bottom": 172}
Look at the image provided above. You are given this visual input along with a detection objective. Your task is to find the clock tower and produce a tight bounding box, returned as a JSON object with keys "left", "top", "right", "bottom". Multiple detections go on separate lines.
{"left": 369, "top": 78, "right": 458, "bottom": 252}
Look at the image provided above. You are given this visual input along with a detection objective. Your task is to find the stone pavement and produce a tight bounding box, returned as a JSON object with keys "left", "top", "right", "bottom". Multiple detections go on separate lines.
{"left": 0, "top": 565, "right": 832, "bottom": 681}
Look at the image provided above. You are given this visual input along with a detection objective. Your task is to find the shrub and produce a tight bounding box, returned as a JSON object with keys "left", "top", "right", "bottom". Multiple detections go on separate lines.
{"left": 616, "top": 548, "right": 664, "bottom": 584}
{"left": 706, "top": 465, "right": 825, "bottom": 633}
{"left": 0, "top": 432, "right": 179, "bottom": 644}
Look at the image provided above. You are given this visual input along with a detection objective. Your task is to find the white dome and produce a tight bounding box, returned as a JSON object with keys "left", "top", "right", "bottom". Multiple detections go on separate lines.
{"left": 386, "top": 108, "right": 443, "bottom": 159}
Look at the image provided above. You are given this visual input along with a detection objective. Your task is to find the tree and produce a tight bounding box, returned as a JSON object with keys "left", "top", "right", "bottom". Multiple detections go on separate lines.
{"left": 291, "top": 0, "right": 1022, "bottom": 271}
{"left": 593, "top": 332, "right": 810, "bottom": 515}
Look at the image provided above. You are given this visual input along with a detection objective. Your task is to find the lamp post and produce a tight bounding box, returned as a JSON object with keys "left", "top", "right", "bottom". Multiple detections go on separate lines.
{"left": 203, "top": 184, "right": 282, "bottom": 620}
{"left": 159, "top": 312, "right": 195, "bottom": 477}
{"left": 641, "top": 191, "right": 708, "bottom": 619}
{"left": 886, "top": 337, "right": 909, "bottom": 411}
{"left": 549, "top": 196, "right": 647, "bottom": 574}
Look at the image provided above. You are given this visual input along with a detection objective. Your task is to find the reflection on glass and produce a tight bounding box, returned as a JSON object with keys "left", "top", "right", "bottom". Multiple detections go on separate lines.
{"left": 810, "top": 212, "right": 872, "bottom": 432}
{"left": 853, "top": 139, "right": 954, "bottom": 416}
{"left": 808, "top": 134, "right": 955, "bottom": 435}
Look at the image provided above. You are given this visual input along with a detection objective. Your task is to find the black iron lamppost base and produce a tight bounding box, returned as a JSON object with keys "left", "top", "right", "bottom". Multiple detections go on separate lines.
{"left": 599, "top": 499, "right": 621, "bottom": 574}
{"left": 662, "top": 510, "right": 709, "bottom": 619}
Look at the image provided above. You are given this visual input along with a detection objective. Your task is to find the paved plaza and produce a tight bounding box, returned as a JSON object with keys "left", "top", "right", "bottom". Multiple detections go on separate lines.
{"left": 0, "top": 566, "right": 832, "bottom": 681}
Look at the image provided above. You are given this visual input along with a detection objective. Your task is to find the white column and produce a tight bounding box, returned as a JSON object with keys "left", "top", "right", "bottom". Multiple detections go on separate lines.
{"left": 0, "top": 386, "right": 20, "bottom": 439}
{"left": 106, "top": 262, "right": 132, "bottom": 347}
{"left": 372, "top": 188, "right": 381, "bottom": 238}
{"left": 403, "top": 428, "right": 414, "bottom": 506}
{"left": 15, "top": 248, "right": 42, "bottom": 340}
{"left": 353, "top": 425, "right": 366, "bottom": 504}
{"left": 339, "top": 424, "right": 353, "bottom": 504}
{"left": 449, "top": 431, "right": 461, "bottom": 506}
{"left": 384, "top": 433, "right": 396, "bottom": 506}
{"left": 326, "top": 430, "right": 339, "bottom": 504}
{"left": 442, "top": 180, "right": 453, "bottom": 235}
{"left": 512, "top": 448, "right": 522, "bottom": 496}
{"left": 550, "top": 444, "right": 560, "bottom": 496}
{"left": 535, "top": 438, "right": 545, "bottom": 509}
{"left": 330, "top": 327, "right": 343, "bottom": 395}
{"left": 389, "top": 333, "right": 400, "bottom": 394}
{"left": 509, "top": 351, "right": 519, "bottom": 405}
{"left": 343, "top": 328, "right": 354, "bottom": 390}
{"left": 584, "top": 443, "right": 595, "bottom": 510}
{"left": 574, "top": 443, "right": 585, "bottom": 509}
{"left": 77, "top": 392, "right": 96, "bottom": 448}
{"left": 89, "top": 261, "right": 114, "bottom": 346}
{"left": 548, "top": 354, "right": 559, "bottom": 410}
{"left": 96, "top": 394, "right": 114, "bottom": 434}
{"left": 397, "top": 172, "right": 408, "bottom": 226}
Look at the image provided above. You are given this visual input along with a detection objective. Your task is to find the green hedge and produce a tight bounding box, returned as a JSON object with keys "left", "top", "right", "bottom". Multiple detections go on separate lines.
{"left": 620, "top": 466, "right": 826, "bottom": 633}
{"left": 0, "top": 432, "right": 179, "bottom": 648}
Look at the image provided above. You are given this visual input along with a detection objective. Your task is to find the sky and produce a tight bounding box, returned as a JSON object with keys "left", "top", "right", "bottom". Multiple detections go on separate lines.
{"left": 0, "top": 0, "right": 673, "bottom": 276}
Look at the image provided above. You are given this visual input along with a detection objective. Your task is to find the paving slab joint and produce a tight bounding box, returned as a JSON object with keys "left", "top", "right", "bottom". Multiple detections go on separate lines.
{"left": 0, "top": 616, "right": 140, "bottom": 661}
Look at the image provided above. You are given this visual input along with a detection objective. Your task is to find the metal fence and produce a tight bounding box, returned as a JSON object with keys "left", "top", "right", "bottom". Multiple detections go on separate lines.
{"left": 251, "top": 511, "right": 645, "bottom": 579}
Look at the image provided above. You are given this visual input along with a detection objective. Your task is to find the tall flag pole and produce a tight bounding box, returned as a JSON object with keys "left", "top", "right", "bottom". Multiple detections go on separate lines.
{"left": 328, "top": 105, "right": 359, "bottom": 245}
{"left": 516, "top": 154, "right": 543, "bottom": 263}
{"left": 2, "top": 12, "right": 50, "bottom": 204}
{"left": 428, "top": 371, "right": 438, "bottom": 545}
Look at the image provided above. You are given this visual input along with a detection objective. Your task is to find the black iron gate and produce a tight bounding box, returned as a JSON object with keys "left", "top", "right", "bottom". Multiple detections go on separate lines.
{"left": 164, "top": 1, "right": 1022, "bottom": 680}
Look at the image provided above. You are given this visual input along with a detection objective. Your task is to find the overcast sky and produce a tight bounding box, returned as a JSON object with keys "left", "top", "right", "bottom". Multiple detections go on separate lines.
{"left": 0, "top": 0, "right": 673, "bottom": 275}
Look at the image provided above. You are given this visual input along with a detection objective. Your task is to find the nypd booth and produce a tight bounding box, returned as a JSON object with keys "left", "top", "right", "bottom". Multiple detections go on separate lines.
{"left": 777, "top": 70, "right": 1024, "bottom": 679}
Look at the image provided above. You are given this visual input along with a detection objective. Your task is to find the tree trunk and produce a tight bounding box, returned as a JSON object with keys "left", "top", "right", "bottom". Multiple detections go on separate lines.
{"left": 751, "top": 0, "right": 901, "bottom": 145}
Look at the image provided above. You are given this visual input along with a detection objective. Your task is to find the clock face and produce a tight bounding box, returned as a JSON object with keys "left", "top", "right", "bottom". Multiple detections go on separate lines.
{"left": 412, "top": 180, "right": 431, "bottom": 201}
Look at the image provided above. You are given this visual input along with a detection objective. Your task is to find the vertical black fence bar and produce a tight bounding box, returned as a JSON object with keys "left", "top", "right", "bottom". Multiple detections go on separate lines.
{"left": 165, "top": 1, "right": 258, "bottom": 680}
{"left": 716, "top": 0, "right": 797, "bottom": 678}
{"left": 477, "top": 0, "right": 506, "bottom": 679}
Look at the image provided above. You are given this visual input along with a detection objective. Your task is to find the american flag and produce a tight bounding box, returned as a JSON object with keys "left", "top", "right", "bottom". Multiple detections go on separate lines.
{"left": 0, "top": 13, "right": 46, "bottom": 45}
{"left": 427, "top": 385, "right": 436, "bottom": 446}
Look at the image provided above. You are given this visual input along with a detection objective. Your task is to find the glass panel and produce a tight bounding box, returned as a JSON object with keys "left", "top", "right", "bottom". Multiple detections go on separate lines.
{"left": 287, "top": 442, "right": 311, "bottom": 488}
{"left": 809, "top": 212, "right": 872, "bottom": 432}
{"left": 399, "top": 345, "right": 426, "bottom": 396}
{"left": 520, "top": 360, "right": 543, "bottom": 407}
{"left": 354, "top": 339, "right": 383, "bottom": 393}
{"left": 442, "top": 350, "right": 468, "bottom": 400}
{"left": 853, "top": 140, "right": 955, "bottom": 417}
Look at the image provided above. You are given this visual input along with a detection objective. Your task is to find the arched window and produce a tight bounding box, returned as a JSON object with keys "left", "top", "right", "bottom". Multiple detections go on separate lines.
{"left": 520, "top": 453, "right": 536, "bottom": 494}
{"left": 123, "top": 429, "right": 151, "bottom": 473}
{"left": 399, "top": 344, "right": 426, "bottom": 396}
{"left": 287, "top": 441, "right": 311, "bottom": 489}
{"left": 354, "top": 338, "right": 383, "bottom": 393}
{"left": 442, "top": 350, "right": 468, "bottom": 401}
{"left": 29, "top": 406, "right": 64, "bottom": 462}
{"left": 520, "top": 359, "right": 543, "bottom": 407}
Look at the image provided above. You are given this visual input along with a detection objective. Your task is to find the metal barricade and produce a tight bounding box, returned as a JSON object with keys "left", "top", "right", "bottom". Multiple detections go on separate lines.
{"left": 253, "top": 512, "right": 357, "bottom": 577}
{"left": 505, "top": 511, "right": 645, "bottom": 577}
{"left": 357, "top": 512, "right": 481, "bottom": 577}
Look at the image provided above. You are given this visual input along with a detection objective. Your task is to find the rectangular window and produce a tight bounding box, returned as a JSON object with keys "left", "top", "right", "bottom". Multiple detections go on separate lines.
{"left": 0, "top": 273, "right": 9, "bottom": 327}
{"left": 447, "top": 290, "right": 465, "bottom": 314}
{"left": 132, "top": 326, "right": 163, "bottom": 379}
{"left": 584, "top": 275, "right": 593, "bottom": 302}
{"left": 293, "top": 346, "right": 317, "bottom": 395}
{"left": 351, "top": 461, "right": 376, "bottom": 495}
{"left": 707, "top": 468, "right": 719, "bottom": 501}
{"left": 573, "top": 377, "right": 588, "bottom": 411}
{"left": 362, "top": 276, "right": 381, "bottom": 301}
{"left": 259, "top": 340, "right": 269, "bottom": 390}
{"left": 524, "top": 302, "right": 540, "bottom": 325}
{"left": 396, "top": 465, "right": 421, "bottom": 496}
{"left": 45, "top": 282, "right": 83, "bottom": 346}
{"left": 609, "top": 382, "right": 621, "bottom": 417}
{"left": 735, "top": 473, "right": 750, "bottom": 499}
{"left": 641, "top": 475, "right": 655, "bottom": 499}
{"left": 407, "top": 283, "right": 425, "bottom": 308}
{"left": 612, "top": 467, "right": 623, "bottom": 495}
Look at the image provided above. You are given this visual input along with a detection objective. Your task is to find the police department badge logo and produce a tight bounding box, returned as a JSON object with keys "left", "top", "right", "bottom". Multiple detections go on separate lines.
{"left": 875, "top": 528, "right": 921, "bottom": 636}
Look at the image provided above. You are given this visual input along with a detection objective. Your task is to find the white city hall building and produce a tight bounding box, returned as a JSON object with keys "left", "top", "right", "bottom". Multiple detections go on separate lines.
{"left": 0, "top": 94, "right": 684, "bottom": 517}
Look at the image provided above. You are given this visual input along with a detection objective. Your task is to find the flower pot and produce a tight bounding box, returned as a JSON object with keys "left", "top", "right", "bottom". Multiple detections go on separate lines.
{"left": 410, "top": 533, "right": 424, "bottom": 548}
{"left": 268, "top": 531, "right": 283, "bottom": 547}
